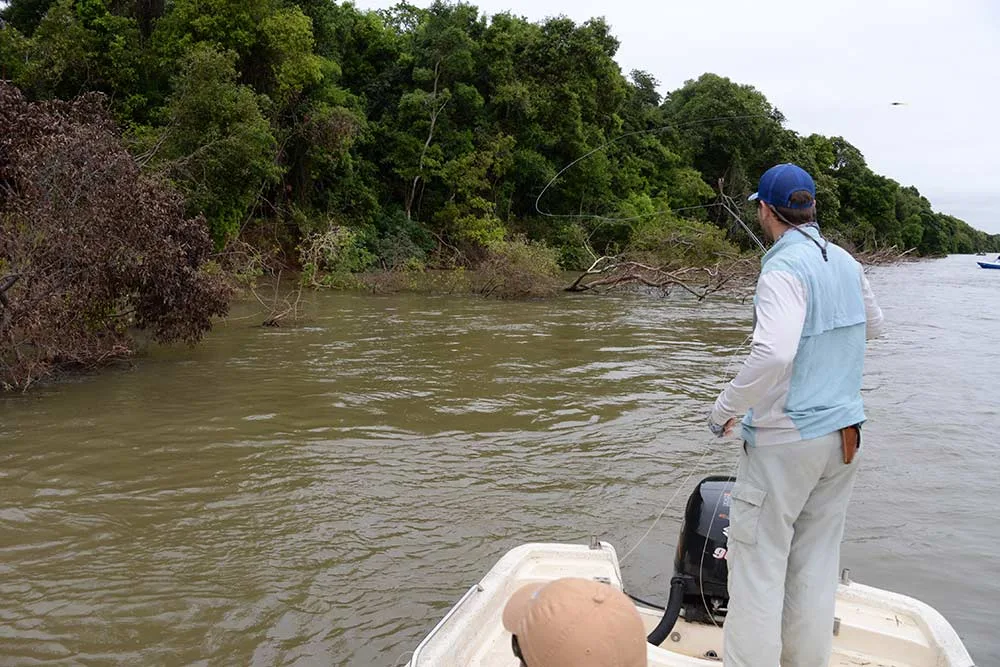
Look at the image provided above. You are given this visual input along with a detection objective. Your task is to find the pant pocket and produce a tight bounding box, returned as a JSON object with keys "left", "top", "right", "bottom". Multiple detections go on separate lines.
{"left": 729, "top": 482, "right": 767, "bottom": 545}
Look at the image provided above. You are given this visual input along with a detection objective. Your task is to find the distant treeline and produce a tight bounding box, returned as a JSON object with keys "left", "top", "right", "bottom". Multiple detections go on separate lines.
{"left": 1, "top": 0, "right": 997, "bottom": 267}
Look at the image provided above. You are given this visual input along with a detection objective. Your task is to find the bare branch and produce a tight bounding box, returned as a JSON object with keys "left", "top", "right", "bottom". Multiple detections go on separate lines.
{"left": 566, "top": 255, "right": 758, "bottom": 300}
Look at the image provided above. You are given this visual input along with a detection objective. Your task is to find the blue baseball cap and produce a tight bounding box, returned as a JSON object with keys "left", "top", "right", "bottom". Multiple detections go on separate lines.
{"left": 748, "top": 163, "right": 816, "bottom": 209}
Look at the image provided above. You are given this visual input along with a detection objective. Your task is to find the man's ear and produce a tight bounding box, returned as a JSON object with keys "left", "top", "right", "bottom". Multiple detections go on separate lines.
{"left": 758, "top": 201, "right": 771, "bottom": 225}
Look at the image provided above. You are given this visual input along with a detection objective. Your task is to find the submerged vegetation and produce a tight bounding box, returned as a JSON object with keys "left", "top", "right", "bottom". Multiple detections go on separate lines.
{"left": 1, "top": 0, "right": 997, "bottom": 387}
{"left": 0, "top": 85, "right": 230, "bottom": 389}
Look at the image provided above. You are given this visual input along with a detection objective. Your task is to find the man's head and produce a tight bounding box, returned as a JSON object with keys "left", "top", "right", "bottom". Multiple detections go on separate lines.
{"left": 749, "top": 163, "right": 817, "bottom": 240}
{"left": 502, "top": 577, "right": 647, "bottom": 667}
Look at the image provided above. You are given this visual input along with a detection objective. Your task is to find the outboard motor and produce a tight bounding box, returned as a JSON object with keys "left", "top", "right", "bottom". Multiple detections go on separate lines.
{"left": 647, "top": 475, "right": 735, "bottom": 646}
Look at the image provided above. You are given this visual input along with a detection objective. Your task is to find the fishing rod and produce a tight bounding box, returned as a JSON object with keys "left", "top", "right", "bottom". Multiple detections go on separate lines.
{"left": 719, "top": 193, "right": 767, "bottom": 253}
{"left": 534, "top": 114, "right": 772, "bottom": 624}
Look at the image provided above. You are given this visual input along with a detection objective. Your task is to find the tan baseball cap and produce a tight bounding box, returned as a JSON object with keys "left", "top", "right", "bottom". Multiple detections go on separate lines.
{"left": 501, "top": 577, "right": 648, "bottom": 667}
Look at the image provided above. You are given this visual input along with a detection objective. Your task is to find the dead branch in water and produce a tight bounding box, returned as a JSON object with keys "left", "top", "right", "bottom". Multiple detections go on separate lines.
{"left": 856, "top": 245, "right": 918, "bottom": 267}
{"left": 249, "top": 270, "right": 304, "bottom": 327}
{"left": 566, "top": 256, "right": 758, "bottom": 299}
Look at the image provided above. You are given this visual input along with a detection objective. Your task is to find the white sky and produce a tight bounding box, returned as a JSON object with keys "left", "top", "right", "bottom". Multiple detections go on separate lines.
{"left": 353, "top": 0, "right": 1000, "bottom": 234}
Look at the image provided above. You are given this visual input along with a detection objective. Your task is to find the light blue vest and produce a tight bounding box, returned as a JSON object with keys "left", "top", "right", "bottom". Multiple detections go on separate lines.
{"left": 744, "top": 225, "right": 868, "bottom": 444}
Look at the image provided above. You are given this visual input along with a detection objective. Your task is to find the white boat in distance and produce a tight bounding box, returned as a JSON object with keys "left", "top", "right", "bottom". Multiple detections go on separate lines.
{"left": 408, "top": 478, "right": 974, "bottom": 667}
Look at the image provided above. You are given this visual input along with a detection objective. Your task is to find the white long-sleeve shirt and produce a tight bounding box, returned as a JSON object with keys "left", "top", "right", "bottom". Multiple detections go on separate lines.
{"left": 711, "top": 231, "right": 885, "bottom": 446}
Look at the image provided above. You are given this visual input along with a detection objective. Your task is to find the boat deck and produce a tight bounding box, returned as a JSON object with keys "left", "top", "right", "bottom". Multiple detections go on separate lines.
{"left": 407, "top": 543, "right": 973, "bottom": 667}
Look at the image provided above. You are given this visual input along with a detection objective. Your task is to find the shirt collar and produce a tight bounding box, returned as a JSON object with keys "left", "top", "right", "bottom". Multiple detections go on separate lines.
{"left": 762, "top": 223, "right": 823, "bottom": 267}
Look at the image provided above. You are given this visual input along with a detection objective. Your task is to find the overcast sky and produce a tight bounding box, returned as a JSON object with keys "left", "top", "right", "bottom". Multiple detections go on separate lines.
{"left": 353, "top": 0, "right": 1000, "bottom": 234}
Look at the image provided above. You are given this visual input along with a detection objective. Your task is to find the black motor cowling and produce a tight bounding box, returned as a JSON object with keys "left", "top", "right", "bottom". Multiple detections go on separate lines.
{"left": 647, "top": 475, "right": 735, "bottom": 645}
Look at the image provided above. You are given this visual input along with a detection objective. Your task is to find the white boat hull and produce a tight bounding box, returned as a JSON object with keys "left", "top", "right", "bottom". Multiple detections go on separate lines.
{"left": 407, "top": 542, "right": 974, "bottom": 667}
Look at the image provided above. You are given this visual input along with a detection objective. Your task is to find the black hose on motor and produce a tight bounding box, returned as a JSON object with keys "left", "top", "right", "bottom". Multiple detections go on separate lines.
{"left": 646, "top": 577, "right": 686, "bottom": 646}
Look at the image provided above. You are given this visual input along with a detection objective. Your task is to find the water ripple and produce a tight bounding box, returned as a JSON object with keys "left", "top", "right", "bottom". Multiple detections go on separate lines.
{"left": 0, "top": 259, "right": 996, "bottom": 665}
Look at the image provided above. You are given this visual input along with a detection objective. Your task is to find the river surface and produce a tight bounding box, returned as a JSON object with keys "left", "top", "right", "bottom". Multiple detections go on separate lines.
{"left": 1, "top": 254, "right": 996, "bottom": 665}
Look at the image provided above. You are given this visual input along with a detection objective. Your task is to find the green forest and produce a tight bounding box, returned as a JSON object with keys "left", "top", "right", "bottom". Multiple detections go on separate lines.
{"left": 3, "top": 0, "right": 996, "bottom": 257}
{"left": 1, "top": 0, "right": 997, "bottom": 387}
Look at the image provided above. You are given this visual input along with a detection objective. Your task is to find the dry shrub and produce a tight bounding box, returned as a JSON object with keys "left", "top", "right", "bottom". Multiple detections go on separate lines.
{"left": 625, "top": 215, "right": 739, "bottom": 268}
{"left": 0, "top": 82, "right": 230, "bottom": 390}
{"left": 298, "top": 224, "right": 375, "bottom": 289}
{"left": 474, "top": 238, "right": 562, "bottom": 299}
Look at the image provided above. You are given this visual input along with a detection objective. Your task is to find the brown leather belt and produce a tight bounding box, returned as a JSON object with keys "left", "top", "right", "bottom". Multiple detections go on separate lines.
{"left": 840, "top": 424, "right": 861, "bottom": 464}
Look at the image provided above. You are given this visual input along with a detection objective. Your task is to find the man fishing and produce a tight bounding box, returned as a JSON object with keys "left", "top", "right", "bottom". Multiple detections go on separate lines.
{"left": 708, "top": 163, "right": 884, "bottom": 667}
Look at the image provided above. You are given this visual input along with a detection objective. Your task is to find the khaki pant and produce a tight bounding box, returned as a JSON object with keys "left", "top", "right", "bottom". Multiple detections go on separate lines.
{"left": 723, "top": 431, "right": 859, "bottom": 667}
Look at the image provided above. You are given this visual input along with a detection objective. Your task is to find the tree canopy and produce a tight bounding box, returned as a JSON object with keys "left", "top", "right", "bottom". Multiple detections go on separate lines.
{"left": 1, "top": 0, "right": 996, "bottom": 265}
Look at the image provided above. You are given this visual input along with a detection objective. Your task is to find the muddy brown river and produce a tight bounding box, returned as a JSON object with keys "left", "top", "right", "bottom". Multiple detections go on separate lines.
{"left": 1, "top": 254, "right": 996, "bottom": 665}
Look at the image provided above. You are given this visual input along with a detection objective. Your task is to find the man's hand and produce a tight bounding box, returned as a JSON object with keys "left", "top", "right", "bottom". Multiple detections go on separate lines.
{"left": 708, "top": 416, "right": 740, "bottom": 438}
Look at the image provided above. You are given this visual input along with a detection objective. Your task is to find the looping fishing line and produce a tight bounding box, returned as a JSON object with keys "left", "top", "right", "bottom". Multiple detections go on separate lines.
{"left": 533, "top": 113, "right": 774, "bottom": 259}
{"left": 537, "top": 114, "right": 769, "bottom": 205}
{"left": 698, "top": 452, "right": 744, "bottom": 627}
{"left": 619, "top": 332, "right": 752, "bottom": 565}
{"left": 619, "top": 336, "right": 748, "bottom": 629}
{"left": 537, "top": 113, "right": 774, "bottom": 617}
{"left": 534, "top": 113, "right": 775, "bottom": 220}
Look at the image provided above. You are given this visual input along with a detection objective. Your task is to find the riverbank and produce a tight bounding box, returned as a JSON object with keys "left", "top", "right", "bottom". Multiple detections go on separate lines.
{"left": 0, "top": 66, "right": 975, "bottom": 392}
{"left": 0, "top": 214, "right": 921, "bottom": 391}
{"left": 240, "top": 242, "right": 920, "bottom": 323}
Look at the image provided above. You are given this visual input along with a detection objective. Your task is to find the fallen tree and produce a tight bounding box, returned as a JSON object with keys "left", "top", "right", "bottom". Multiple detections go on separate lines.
{"left": 856, "top": 245, "right": 919, "bottom": 266}
{"left": 565, "top": 239, "right": 917, "bottom": 299}
{"left": 562, "top": 207, "right": 759, "bottom": 299}
{"left": 0, "top": 83, "right": 231, "bottom": 390}
{"left": 566, "top": 255, "right": 758, "bottom": 299}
